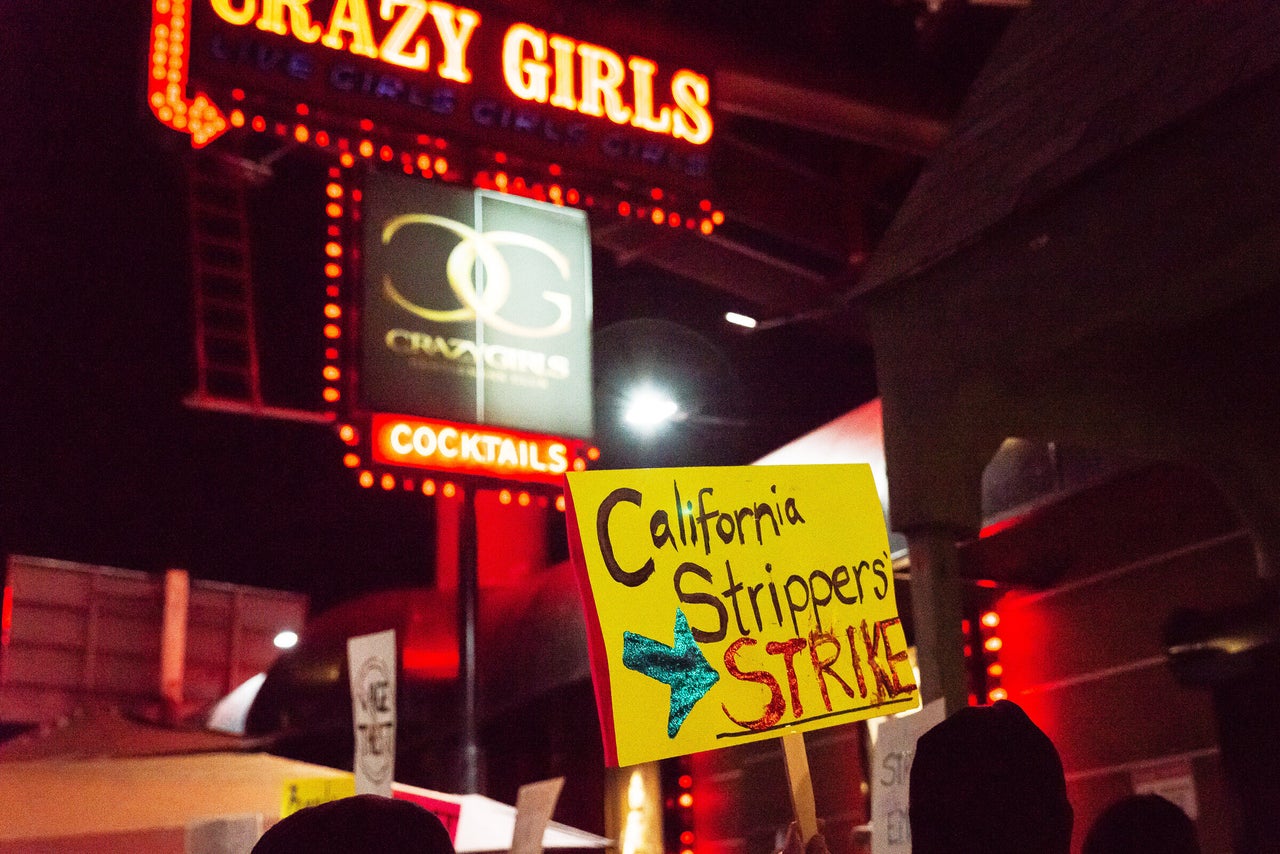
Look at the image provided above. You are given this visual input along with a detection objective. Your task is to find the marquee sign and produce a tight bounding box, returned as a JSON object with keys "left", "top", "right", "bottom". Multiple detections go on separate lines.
{"left": 566, "top": 464, "right": 919, "bottom": 767}
{"left": 150, "top": 0, "right": 714, "bottom": 183}
{"left": 328, "top": 170, "right": 593, "bottom": 487}
{"left": 148, "top": 1, "right": 729, "bottom": 487}
{"left": 360, "top": 171, "right": 592, "bottom": 439}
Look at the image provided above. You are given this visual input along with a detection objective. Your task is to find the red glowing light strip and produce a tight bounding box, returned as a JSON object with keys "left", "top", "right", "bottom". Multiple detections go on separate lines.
{"left": 147, "top": 0, "right": 228, "bottom": 147}
{"left": 228, "top": 100, "right": 715, "bottom": 232}
{"left": 401, "top": 647, "right": 461, "bottom": 679}
{"left": 371, "top": 413, "right": 583, "bottom": 484}
{"left": 1, "top": 585, "right": 12, "bottom": 648}
{"left": 978, "top": 513, "right": 1024, "bottom": 539}
{"left": 980, "top": 607, "right": 1005, "bottom": 703}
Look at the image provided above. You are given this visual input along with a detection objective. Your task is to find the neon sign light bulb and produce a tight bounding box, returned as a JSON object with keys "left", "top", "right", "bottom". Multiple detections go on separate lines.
{"left": 725, "top": 312, "right": 757, "bottom": 329}
{"left": 273, "top": 630, "right": 299, "bottom": 649}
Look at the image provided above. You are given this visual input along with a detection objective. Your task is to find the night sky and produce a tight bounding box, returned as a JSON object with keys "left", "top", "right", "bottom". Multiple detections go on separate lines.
{"left": 0, "top": 2, "right": 875, "bottom": 610}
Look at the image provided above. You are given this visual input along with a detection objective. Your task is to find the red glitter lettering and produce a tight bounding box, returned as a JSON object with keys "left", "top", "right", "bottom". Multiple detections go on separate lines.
{"left": 860, "top": 619, "right": 894, "bottom": 702}
{"left": 765, "top": 637, "right": 807, "bottom": 719}
{"left": 722, "top": 636, "right": 785, "bottom": 731}
{"left": 843, "top": 623, "right": 869, "bottom": 699}
{"left": 808, "top": 630, "right": 860, "bottom": 711}
{"left": 879, "top": 617, "right": 918, "bottom": 695}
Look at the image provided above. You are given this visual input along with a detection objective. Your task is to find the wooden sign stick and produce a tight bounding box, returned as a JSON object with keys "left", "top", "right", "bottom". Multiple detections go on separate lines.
{"left": 511, "top": 777, "right": 566, "bottom": 854}
{"left": 781, "top": 732, "right": 819, "bottom": 843}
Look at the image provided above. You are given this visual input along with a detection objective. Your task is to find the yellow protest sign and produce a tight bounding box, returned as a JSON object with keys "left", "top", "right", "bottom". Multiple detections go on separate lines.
{"left": 280, "top": 776, "right": 356, "bottom": 817}
{"left": 566, "top": 464, "right": 919, "bottom": 767}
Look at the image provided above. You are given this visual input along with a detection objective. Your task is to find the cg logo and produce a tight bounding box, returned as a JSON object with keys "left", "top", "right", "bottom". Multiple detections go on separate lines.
{"left": 381, "top": 214, "right": 573, "bottom": 339}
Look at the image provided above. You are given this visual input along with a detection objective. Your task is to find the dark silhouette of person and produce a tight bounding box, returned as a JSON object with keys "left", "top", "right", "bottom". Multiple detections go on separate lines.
{"left": 1082, "top": 793, "right": 1201, "bottom": 854}
{"left": 252, "top": 794, "right": 456, "bottom": 854}
{"left": 908, "top": 699, "right": 1073, "bottom": 854}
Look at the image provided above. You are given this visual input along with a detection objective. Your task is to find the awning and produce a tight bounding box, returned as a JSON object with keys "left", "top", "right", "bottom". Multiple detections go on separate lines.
{"left": 0, "top": 751, "right": 610, "bottom": 852}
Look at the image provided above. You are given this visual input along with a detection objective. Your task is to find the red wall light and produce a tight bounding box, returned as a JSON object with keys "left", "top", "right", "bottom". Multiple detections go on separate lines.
{"left": 1, "top": 585, "right": 12, "bottom": 648}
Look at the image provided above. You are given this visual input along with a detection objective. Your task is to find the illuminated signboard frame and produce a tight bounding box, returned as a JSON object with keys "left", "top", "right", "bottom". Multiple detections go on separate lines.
{"left": 146, "top": 0, "right": 727, "bottom": 490}
{"left": 323, "top": 161, "right": 601, "bottom": 491}
{"left": 342, "top": 171, "right": 595, "bottom": 489}
{"left": 359, "top": 173, "right": 593, "bottom": 438}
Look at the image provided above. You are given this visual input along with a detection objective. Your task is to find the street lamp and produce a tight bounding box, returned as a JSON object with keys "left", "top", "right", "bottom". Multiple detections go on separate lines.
{"left": 623, "top": 385, "right": 682, "bottom": 432}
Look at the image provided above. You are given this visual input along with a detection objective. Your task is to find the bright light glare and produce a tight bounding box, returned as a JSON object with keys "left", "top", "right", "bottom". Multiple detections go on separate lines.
{"left": 624, "top": 387, "right": 679, "bottom": 430}
{"left": 273, "top": 630, "right": 299, "bottom": 649}
{"left": 725, "top": 311, "right": 757, "bottom": 329}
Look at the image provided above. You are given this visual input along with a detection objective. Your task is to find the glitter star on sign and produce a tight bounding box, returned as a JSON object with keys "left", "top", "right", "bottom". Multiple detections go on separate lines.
{"left": 623, "top": 609, "right": 720, "bottom": 737}
{"left": 565, "top": 463, "right": 919, "bottom": 767}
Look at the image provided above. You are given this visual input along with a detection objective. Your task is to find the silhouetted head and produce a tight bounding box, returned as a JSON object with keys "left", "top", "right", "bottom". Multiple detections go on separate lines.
{"left": 909, "top": 700, "right": 1073, "bottom": 854}
{"left": 252, "top": 794, "right": 456, "bottom": 854}
{"left": 1083, "top": 794, "right": 1200, "bottom": 854}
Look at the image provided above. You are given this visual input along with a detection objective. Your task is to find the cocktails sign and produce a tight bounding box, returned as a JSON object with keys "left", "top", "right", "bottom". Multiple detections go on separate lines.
{"left": 371, "top": 413, "right": 576, "bottom": 484}
{"left": 566, "top": 464, "right": 919, "bottom": 767}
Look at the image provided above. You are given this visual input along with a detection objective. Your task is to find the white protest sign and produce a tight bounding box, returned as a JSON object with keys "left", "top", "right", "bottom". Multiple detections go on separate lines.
{"left": 348, "top": 629, "right": 397, "bottom": 796}
{"left": 184, "top": 813, "right": 262, "bottom": 854}
{"left": 1132, "top": 757, "right": 1199, "bottom": 820}
{"left": 870, "top": 699, "right": 945, "bottom": 854}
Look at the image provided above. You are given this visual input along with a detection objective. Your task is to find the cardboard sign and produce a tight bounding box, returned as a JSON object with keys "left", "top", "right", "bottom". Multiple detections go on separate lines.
{"left": 511, "top": 777, "right": 567, "bottom": 854}
{"left": 184, "top": 813, "right": 263, "bottom": 854}
{"left": 566, "top": 464, "right": 919, "bottom": 766}
{"left": 348, "top": 629, "right": 397, "bottom": 795}
{"left": 1132, "top": 757, "right": 1199, "bottom": 820}
{"left": 391, "top": 782, "right": 611, "bottom": 852}
{"left": 869, "top": 699, "right": 945, "bottom": 854}
{"left": 281, "top": 776, "right": 357, "bottom": 818}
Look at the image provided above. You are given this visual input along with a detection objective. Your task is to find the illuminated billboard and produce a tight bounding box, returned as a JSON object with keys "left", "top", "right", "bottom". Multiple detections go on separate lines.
{"left": 361, "top": 171, "right": 593, "bottom": 439}
{"left": 148, "top": 0, "right": 727, "bottom": 486}
{"left": 154, "top": 0, "right": 713, "bottom": 184}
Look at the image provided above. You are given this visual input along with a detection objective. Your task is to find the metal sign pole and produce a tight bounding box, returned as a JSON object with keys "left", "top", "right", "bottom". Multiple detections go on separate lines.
{"left": 457, "top": 479, "right": 483, "bottom": 793}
